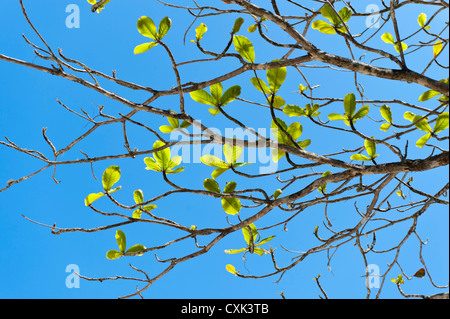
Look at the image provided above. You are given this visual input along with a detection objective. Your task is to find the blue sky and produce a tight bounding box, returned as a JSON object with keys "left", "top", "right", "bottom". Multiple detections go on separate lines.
{"left": 0, "top": 0, "right": 448, "bottom": 299}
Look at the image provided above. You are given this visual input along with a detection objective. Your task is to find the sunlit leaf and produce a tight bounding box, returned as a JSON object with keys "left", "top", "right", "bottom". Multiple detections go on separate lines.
{"left": 233, "top": 35, "right": 255, "bottom": 63}
{"left": 102, "top": 165, "right": 121, "bottom": 192}
{"left": 137, "top": 16, "right": 158, "bottom": 40}
{"left": 126, "top": 244, "right": 146, "bottom": 256}
{"left": 106, "top": 250, "right": 122, "bottom": 260}
{"left": 84, "top": 192, "right": 104, "bottom": 206}
{"left": 232, "top": 17, "right": 244, "bottom": 34}
{"left": 195, "top": 23, "right": 207, "bottom": 41}
{"left": 115, "top": 229, "right": 126, "bottom": 253}
{"left": 266, "top": 60, "right": 287, "bottom": 94}
{"left": 226, "top": 264, "right": 238, "bottom": 275}
{"left": 434, "top": 112, "right": 449, "bottom": 134}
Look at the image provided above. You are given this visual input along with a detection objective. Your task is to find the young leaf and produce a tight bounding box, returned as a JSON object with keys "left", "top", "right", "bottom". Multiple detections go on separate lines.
{"left": 152, "top": 141, "right": 171, "bottom": 170}
{"left": 210, "top": 83, "right": 223, "bottom": 106}
{"left": 344, "top": 93, "right": 356, "bottom": 118}
{"left": 381, "top": 33, "right": 395, "bottom": 44}
{"left": 416, "top": 134, "right": 431, "bottom": 148}
{"left": 413, "top": 268, "right": 426, "bottom": 278}
{"left": 220, "top": 85, "right": 241, "bottom": 106}
{"left": 134, "top": 42, "right": 158, "bottom": 54}
{"left": 273, "top": 189, "right": 282, "bottom": 199}
{"left": 328, "top": 113, "right": 346, "bottom": 121}
{"left": 106, "top": 250, "right": 122, "bottom": 260}
{"left": 394, "top": 42, "right": 408, "bottom": 53}
{"left": 257, "top": 235, "right": 276, "bottom": 246}
{"left": 200, "top": 155, "right": 229, "bottom": 168}
{"left": 418, "top": 90, "right": 441, "bottom": 102}
{"left": 250, "top": 77, "right": 271, "bottom": 94}
{"left": 233, "top": 35, "right": 255, "bottom": 63}
{"left": 158, "top": 17, "right": 172, "bottom": 40}
{"left": 353, "top": 105, "right": 370, "bottom": 121}
{"left": 224, "top": 142, "right": 243, "bottom": 165}
{"left": 126, "top": 244, "right": 146, "bottom": 256}
{"left": 321, "top": 4, "right": 341, "bottom": 26}
{"left": 412, "top": 115, "right": 432, "bottom": 133}
{"left": 364, "top": 139, "right": 378, "bottom": 159}
{"left": 133, "top": 189, "right": 144, "bottom": 204}
{"left": 159, "top": 125, "right": 174, "bottom": 134}
{"left": 318, "top": 171, "right": 332, "bottom": 193}
{"left": 232, "top": 17, "right": 244, "bottom": 34}
{"left": 226, "top": 264, "right": 238, "bottom": 276}
{"left": 338, "top": 7, "right": 352, "bottom": 23}
{"left": 84, "top": 192, "right": 105, "bottom": 206}
{"left": 418, "top": 13, "right": 427, "bottom": 28}
{"left": 283, "top": 104, "right": 306, "bottom": 117}
{"left": 203, "top": 178, "right": 221, "bottom": 193}
{"left": 247, "top": 24, "right": 257, "bottom": 33}
{"left": 115, "top": 229, "right": 126, "bottom": 253}
{"left": 266, "top": 61, "right": 287, "bottom": 94}
{"left": 190, "top": 89, "right": 217, "bottom": 107}
{"left": 211, "top": 167, "right": 228, "bottom": 180}
{"left": 434, "top": 112, "right": 449, "bottom": 134}
{"left": 137, "top": 16, "right": 158, "bottom": 40}
{"left": 351, "top": 154, "right": 370, "bottom": 161}
{"left": 224, "top": 248, "right": 247, "bottom": 254}
{"left": 223, "top": 181, "right": 237, "bottom": 194}
{"left": 433, "top": 41, "right": 443, "bottom": 57}
{"left": 195, "top": 23, "right": 207, "bottom": 41}
{"left": 380, "top": 105, "right": 393, "bottom": 123}
{"left": 267, "top": 95, "right": 286, "bottom": 109}
{"left": 312, "top": 20, "right": 336, "bottom": 34}
{"left": 242, "top": 224, "right": 258, "bottom": 245}
{"left": 380, "top": 123, "right": 392, "bottom": 132}
{"left": 221, "top": 197, "right": 241, "bottom": 215}
{"left": 144, "top": 157, "right": 162, "bottom": 172}
{"left": 102, "top": 165, "right": 121, "bottom": 192}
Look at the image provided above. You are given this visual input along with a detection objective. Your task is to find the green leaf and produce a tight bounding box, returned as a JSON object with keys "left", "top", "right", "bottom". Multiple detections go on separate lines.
{"left": 412, "top": 115, "right": 432, "bottom": 133}
{"left": 126, "top": 244, "right": 146, "bottom": 256}
{"left": 380, "top": 123, "right": 392, "bottom": 131}
{"left": 273, "top": 189, "right": 282, "bottom": 199}
{"left": 419, "top": 90, "right": 441, "bottom": 102}
{"left": 102, "top": 165, "right": 121, "bottom": 192}
{"left": 223, "top": 181, "right": 237, "bottom": 194}
{"left": 381, "top": 33, "right": 395, "bottom": 44}
{"left": 247, "top": 25, "right": 257, "bottom": 33}
{"left": 210, "top": 83, "right": 223, "bottom": 106}
{"left": 144, "top": 157, "right": 162, "bottom": 172}
{"left": 209, "top": 108, "right": 221, "bottom": 116}
{"left": 338, "top": 7, "right": 352, "bottom": 23}
{"left": 242, "top": 224, "right": 258, "bottom": 245}
{"left": 267, "top": 95, "right": 286, "bottom": 109}
{"left": 364, "top": 139, "right": 377, "bottom": 159}
{"left": 195, "top": 23, "right": 207, "bottom": 41}
{"left": 318, "top": 171, "right": 332, "bottom": 193}
{"left": 321, "top": 4, "right": 341, "bottom": 26}
{"left": 180, "top": 120, "right": 192, "bottom": 129}
{"left": 344, "top": 93, "right": 356, "bottom": 118}
{"left": 232, "top": 17, "right": 244, "bottom": 34}
{"left": 257, "top": 235, "right": 276, "bottom": 246}
{"left": 286, "top": 122, "right": 303, "bottom": 143}
{"left": 433, "top": 41, "right": 443, "bottom": 57}
{"left": 212, "top": 167, "right": 229, "bottom": 180}
{"left": 220, "top": 85, "right": 241, "bottom": 106}
{"left": 404, "top": 111, "right": 416, "bottom": 122}
{"left": 115, "top": 229, "right": 126, "bottom": 253}
{"left": 416, "top": 133, "right": 431, "bottom": 148}
{"left": 167, "top": 112, "right": 179, "bottom": 129}
{"left": 106, "top": 250, "right": 122, "bottom": 260}
{"left": 159, "top": 125, "right": 174, "bottom": 133}
{"left": 351, "top": 154, "right": 370, "bottom": 161}
{"left": 226, "top": 264, "right": 238, "bottom": 275}
{"left": 84, "top": 192, "right": 104, "bottom": 206}
{"left": 137, "top": 16, "right": 158, "bottom": 40}
{"left": 190, "top": 89, "right": 217, "bottom": 107}
{"left": 221, "top": 197, "right": 241, "bottom": 215}
{"left": 253, "top": 247, "right": 266, "bottom": 256}
{"left": 250, "top": 77, "right": 271, "bottom": 94}
{"left": 133, "top": 189, "right": 144, "bottom": 204}
{"left": 203, "top": 178, "right": 221, "bottom": 193}
{"left": 272, "top": 149, "right": 285, "bottom": 163}
{"left": 312, "top": 20, "right": 336, "bottom": 34}
{"left": 380, "top": 105, "right": 393, "bottom": 123}
{"left": 418, "top": 13, "right": 427, "bottom": 28}
{"left": 299, "top": 84, "right": 307, "bottom": 93}
{"left": 298, "top": 139, "right": 311, "bottom": 149}
{"left": 266, "top": 61, "right": 287, "bottom": 94}
{"left": 134, "top": 42, "right": 158, "bottom": 54}
{"left": 394, "top": 42, "right": 408, "bottom": 53}
{"left": 224, "top": 142, "right": 243, "bottom": 165}
{"left": 233, "top": 35, "right": 255, "bottom": 63}
{"left": 152, "top": 141, "right": 171, "bottom": 170}
{"left": 434, "top": 112, "right": 449, "bottom": 134}
{"left": 133, "top": 204, "right": 157, "bottom": 219}
{"left": 201, "top": 155, "right": 229, "bottom": 168}
{"left": 283, "top": 104, "right": 306, "bottom": 117}
{"left": 328, "top": 113, "right": 346, "bottom": 121}
{"left": 271, "top": 118, "right": 288, "bottom": 145}
{"left": 224, "top": 248, "right": 247, "bottom": 254}
{"left": 158, "top": 17, "right": 172, "bottom": 40}
{"left": 352, "top": 105, "right": 370, "bottom": 121}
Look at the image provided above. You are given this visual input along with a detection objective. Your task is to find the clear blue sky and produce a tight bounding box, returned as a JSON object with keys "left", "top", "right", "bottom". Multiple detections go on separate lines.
{"left": 0, "top": 0, "right": 448, "bottom": 299}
